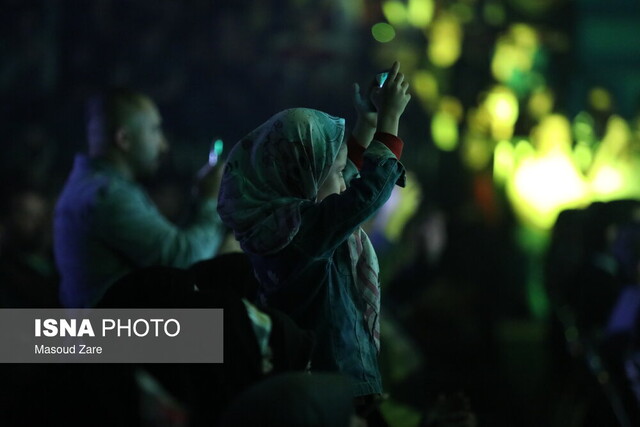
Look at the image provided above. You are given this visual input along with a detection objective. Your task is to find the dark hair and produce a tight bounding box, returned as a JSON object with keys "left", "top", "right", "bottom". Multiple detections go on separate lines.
{"left": 86, "top": 87, "right": 150, "bottom": 156}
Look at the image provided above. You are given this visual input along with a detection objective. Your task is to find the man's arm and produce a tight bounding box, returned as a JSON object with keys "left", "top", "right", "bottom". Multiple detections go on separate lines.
{"left": 94, "top": 182, "right": 226, "bottom": 268}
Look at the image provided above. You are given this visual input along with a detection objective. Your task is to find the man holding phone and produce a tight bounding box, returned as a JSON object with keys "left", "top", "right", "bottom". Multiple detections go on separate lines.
{"left": 54, "top": 88, "right": 227, "bottom": 307}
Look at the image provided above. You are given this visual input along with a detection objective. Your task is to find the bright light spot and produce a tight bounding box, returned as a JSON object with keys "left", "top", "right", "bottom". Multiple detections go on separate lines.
{"left": 463, "top": 135, "right": 493, "bottom": 171}
{"left": 382, "top": 1, "right": 408, "bottom": 26}
{"left": 496, "top": 98, "right": 514, "bottom": 121}
{"left": 493, "top": 140, "right": 514, "bottom": 185}
{"left": 514, "top": 139, "right": 535, "bottom": 162}
{"left": 499, "top": 109, "right": 640, "bottom": 231}
{"left": 512, "top": 24, "right": 538, "bottom": 50}
{"left": 527, "top": 88, "right": 554, "bottom": 120}
{"left": 573, "top": 142, "right": 593, "bottom": 172}
{"left": 466, "top": 107, "right": 491, "bottom": 134}
{"left": 587, "top": 115, "right": 640, "bottom": 201}
{"left": 588, "top": 87, "right": 612, "bottom": 112}
{"left": 431, "top": 112, "right": 459, "bottom": 151}
{"left": 407, "top": 0, "right": 434, "bottom": 27}
{"left": 591, "top": 166, "right": 623, "bottom": 195}
{"left": 486, "top": 87, "right": 519, "bottom": 123}
{"left": 412, "top": 70, "right": 439, "bottom": 108}
{"left": 485, "top": 86, "right": 519, "bottom": 140}
{"left": 601, "top": 115, "right": 631, "bottom": 153}
{"left": 572, "top": 112, "right": 595, "bottom": 143}
{"left": 491, "top": 24, "right": 539, "bottom": 89}
{"left": 372, "top": 22, "right": 396, "bottom": 43}
{"left": 574, "top": 123, "right": 592, "bottom": 139}
{"left": 428, "top": 14, "right": 462, "bottom": 68}
{"left": 440, "top": 96, "right": 464, "bottom": 121}
{"left": 509, "top": 154, "right": 590, "bottom": 230}
{"left": 492, "top": 43, "right": 520, "bottom": 83}
{"left": 533, "top": 114, "right": 572, "bottom": 153}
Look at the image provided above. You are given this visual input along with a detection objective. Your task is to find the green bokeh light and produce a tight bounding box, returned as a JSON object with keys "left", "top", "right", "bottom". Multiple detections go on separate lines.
{"left": 431, "top": 112, "right": 459, "bottom": 151}
{"left": 372, "top": 22, "right": 396, "bottom": 43}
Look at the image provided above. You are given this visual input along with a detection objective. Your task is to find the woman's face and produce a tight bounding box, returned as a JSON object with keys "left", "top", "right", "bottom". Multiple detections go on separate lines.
{"left": 316, "top": 143, "right": 347, "bottom": 202}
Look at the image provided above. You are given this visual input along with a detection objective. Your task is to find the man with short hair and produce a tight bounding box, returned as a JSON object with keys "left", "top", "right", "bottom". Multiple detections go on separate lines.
{"left": 54, "top": 88, "right": 226, "bottom": 307}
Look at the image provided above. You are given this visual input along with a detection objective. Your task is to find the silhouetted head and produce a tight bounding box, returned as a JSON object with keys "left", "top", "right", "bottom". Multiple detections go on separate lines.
{"left": 86, "top": 88, "right": 168, "bottom": 180}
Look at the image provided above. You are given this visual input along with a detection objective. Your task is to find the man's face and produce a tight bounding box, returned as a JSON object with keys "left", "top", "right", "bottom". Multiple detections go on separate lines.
{"left": 126, "top": 102, "right": 168, "bottom": 179}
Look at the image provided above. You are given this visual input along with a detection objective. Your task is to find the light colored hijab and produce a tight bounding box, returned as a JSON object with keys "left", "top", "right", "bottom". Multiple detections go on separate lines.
{"left": 218, "top": 108, "right": 346, "bottom": 255}
{"left": 218, "top": 108, "right": 380, "bottom": 351}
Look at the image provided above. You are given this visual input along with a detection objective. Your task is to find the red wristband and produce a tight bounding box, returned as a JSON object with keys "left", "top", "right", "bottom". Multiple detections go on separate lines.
{"left": 347, "top": 135, "right": 366, "bottom": 170}
{"left": 374, "top": 132, "right": 403, "bottom": 160}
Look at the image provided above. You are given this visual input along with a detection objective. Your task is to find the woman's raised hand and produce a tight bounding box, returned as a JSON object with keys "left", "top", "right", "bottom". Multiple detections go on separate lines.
{"left": 372, "top": 61, "right": 411, "bottom": 136}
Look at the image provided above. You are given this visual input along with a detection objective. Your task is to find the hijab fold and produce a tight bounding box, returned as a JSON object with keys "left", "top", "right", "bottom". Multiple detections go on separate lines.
{"left": 218, "top": 108, "right": 345, "bottom": 255}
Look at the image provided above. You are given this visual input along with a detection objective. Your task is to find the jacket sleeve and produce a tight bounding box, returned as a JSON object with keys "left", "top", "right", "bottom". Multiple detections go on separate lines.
{"left": 292, "top": 138, "right": 406, "bottom": 259}
{"left": 93, "top": 182, "right": 226, "bottom": 268}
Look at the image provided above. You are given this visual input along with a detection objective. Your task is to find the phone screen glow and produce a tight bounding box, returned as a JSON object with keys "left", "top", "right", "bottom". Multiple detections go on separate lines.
{"left": 209, "top": 139, "right": 224, "bottom": 166}
{"left": 377, "top": 72, "right": 389, "bottom": 87}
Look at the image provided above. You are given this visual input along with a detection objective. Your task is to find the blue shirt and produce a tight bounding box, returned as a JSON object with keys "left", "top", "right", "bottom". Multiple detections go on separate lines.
{"left": 54, "top": 154, "right": 225, "bottom": 307}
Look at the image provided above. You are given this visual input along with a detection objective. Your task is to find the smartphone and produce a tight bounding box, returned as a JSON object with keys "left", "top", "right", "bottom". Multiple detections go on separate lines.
{"left": 209, "top": 139, "right": 224, "bottom": 166}
{"left": 366, "top": 70, "right": 391, "bottom": 111}
{"left": 376, "top": 71, "right": 389, "bottom": 88}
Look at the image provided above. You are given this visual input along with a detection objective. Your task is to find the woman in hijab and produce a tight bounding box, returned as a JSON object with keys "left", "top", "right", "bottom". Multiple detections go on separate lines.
{"left": 218, "top": 62, "right": 411, "bottom": 425}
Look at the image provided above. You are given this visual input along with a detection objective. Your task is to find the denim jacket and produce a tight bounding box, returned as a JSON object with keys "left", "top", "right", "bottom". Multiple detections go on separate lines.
{"left": 250, "top": 140, "right": 405, "bottom": 396}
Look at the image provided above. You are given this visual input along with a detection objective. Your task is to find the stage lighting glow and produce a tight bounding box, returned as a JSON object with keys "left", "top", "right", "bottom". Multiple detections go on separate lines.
{"left": 491, "top": 24, "right": 539, "bottom": 89}
{"left": 382, "top": 1, "right": 408, "bottom": 26}
{"left": 572, "top": 111, "right": 596, "bottom": 144}
{"left": 493, "top": 139, "right": 515, "bottom": 185}
{"left": 527, "top": 88, "right": 554, "bottom": 120}
{"left": 509, "top": 154, "right": 590, "bottom": 230}
{"left": 440, "top": 95, "right": 464, "bottom": 121}
{"left": 431, "top": 112, "right": 459, "bottom": 151}
{"left": 588, "top": 115, "right": 640, "bottom": 201}
{"left": 412, "top": 70, "right": 439, "bottom": 109}
{"left": 407, "top": 0, "right": 434, "bottom": 28}
{"left": 514, "top": 139, "right": 535, "bottom": 162}
{"left": 572, "top": 142, "right": 593, "bottom": 173}
{"left": 506, "top": 116, "right": 591, "bottom": 230}
{"left": 591, "top": 165, "right": 623, "bottom": 196}
{"left": 372, "top": 22, "right": 396, "bottom": 43}
{"left": 485, "top": 86, "right": 519, "bottom": 140}
{"left": 462, "top": 135, "right": 493, "bottom": 171}
{"left": 428, "top": 14, "right": 462, "bottom": 68}
{"left": 588, "top": 87, "right": 612, "bottom": 112}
